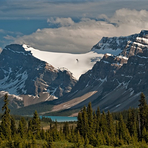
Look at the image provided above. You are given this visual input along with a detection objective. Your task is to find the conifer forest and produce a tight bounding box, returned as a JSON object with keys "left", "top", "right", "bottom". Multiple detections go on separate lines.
{"left": 0, "top": 93, "right": 148, "bottom": 148}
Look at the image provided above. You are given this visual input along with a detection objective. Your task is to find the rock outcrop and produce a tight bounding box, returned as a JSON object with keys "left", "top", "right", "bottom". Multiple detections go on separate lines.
{"left": 0, "top": 44, "right": 77, "bottom": 107}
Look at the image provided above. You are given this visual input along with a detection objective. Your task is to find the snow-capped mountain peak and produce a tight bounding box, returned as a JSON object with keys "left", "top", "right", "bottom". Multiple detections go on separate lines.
{"left": 22, "top": 44, "right": 104, "bottom": 79}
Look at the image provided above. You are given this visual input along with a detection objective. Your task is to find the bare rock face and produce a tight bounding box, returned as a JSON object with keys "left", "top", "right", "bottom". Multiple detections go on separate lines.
{"left": 91, "top": 33, "right": 138, "bottom": 55}
{"left": 0, "top": 44, "right": 77, "bottom": 107}
{"left": 92, "top": 30, "right": 148, "bottom": 58}
{"left": 54, "top": 30, "right": 148, "bottom": 113}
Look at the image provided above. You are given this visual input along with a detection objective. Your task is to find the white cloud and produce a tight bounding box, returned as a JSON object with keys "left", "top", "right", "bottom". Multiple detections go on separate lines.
{"left": 1, "top": 0, "right": 148, "bottom": 20}
{"left": 47, "top": 17, "right": 74, "bottom": 27}
{"left": 4, "top": 35, "right": 15, "bottom": 40}
{"left": 13, "top": 9, "right": 148, "bottom": 53}
{"left": 110, "top": 9, "right": 148, "bottom": 27}
{"left": 0, "top": 29, "right": 5, "bottom": 33}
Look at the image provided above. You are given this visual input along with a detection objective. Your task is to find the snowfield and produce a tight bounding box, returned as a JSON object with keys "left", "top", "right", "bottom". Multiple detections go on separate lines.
{"left": 23, "top": 44, "right": 104, "bottom": 79}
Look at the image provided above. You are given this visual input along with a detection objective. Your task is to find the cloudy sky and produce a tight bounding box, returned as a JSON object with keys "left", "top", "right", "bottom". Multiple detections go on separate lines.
{"left": 1, "top": 0, "right": 148, "bottom": 53}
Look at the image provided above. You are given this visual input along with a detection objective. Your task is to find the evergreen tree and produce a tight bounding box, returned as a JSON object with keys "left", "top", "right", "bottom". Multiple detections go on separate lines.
{"left": 96, "top": 107, "right": 101, "bottom": 120}
{"left": 40, "top": 128, "right": 46, "bottom": 140}
{"left": 75, "top": 131, "right": 84, "bottom": 148}
{"left": 142, "top": 127, "right": 147, "bottom": 142}
{"left": 18, "top": 120, "right": 24, "bottom": 138}
{"left": 82, "top": 106, "right": 89, "bottom": 137}
{"left": 69, "top": 126, "right": 76, "bottom": 143}
{"left": 59, "top": 126, "right": 64, "bottom": 141}
{"left": 28, "top": 119, "right": 33, "bottom": 131}
{"left": 93, "top": 111, "right": 97, "bottom": 134}
{"left": 127, "top": 108, "right": 137, "bottom": 139}
{"left": 138, "top": 92, "right": 148, "bottom": 135}
{"left": 127, "top": 108, "right": 133, "bottom": 134}
{"left": 106, "top": 111, "right": 115, "bottom": 136}
{"left": 118, "top": 114, "right": 131, "bottom": 144}
{"left": 106, "top": 111, "right": 115, "bottom": 145}
{"left": 96, "top": 107, "right": 101, "bottom": 132}
{"left": 13, "top": 130, "right": 23, "bottom": 147}
{"left": 84, "top": 134, "right": 89, "bottom": 148}
{"left": 63, "top": 122, "right": 69, "bottom": 138}
{"left": 77, "top": 111, "right": 83, "bottom": 135}
{"left": 141, "top": 127, "right": 148, "bottom": 143}
{"left": 20, "top": 117, "right": 27, "bottom": 134}
{"left": 47, "top": 136, "right": 55, "bottom": 148}
{"left": 32, "top": 136, "right": 37, "bottom": 148}
{"left": 115, "top": 120, "right": 119, "bottom": 137}
{"left": 100, "top": 111, "right": 107, "bottom": 134}
{"left": 50, "top": 122, "right": 59, "bottom": 142}
{"left": 11, "top": 116, "right": 17, "bottom": 137}
{"left": 0, "top": 125, "right": 4, "bottom": 140}
{"left": 28, "top": 130, "right": 33, "bottom": 140}
{"left": 96, "top": 130, "right": 106, "bottom": 146}
{"left": 87, "top": 102, "right": 93, "bottom": 129}
{"left": 32, "top": 110, "right": 41, "bottom": 134}
{"left": 87, "top": 102, "right": 94, "bottom": 142}
{"left": 106, "top": 133, "right": 111, "bottom": 146}
{"left": 1, "top": 94, "right": 11, "bottom": 140}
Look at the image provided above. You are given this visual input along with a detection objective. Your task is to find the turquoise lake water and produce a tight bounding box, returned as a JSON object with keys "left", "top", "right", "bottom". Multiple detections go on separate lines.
{"left": 40, "top": 116, "right": 77, "bottom": 122}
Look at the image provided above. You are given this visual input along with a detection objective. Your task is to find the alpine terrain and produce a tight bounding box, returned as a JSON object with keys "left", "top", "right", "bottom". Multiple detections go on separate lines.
{"left": 0, "top": 30, "right": 148, "bottom": 115}
{"left": 0, "top": 44, "right": 77, "bottom": 107}
{"left": 51, "top": 30, "right": 148, "bottom": 114}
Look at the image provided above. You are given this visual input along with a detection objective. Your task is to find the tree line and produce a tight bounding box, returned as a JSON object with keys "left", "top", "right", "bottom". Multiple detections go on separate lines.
{"left": 0, "top": 93, "right": 148, "bottom": 147}
{"left": 76, "top": 92, "right": 148, "bottom": 147}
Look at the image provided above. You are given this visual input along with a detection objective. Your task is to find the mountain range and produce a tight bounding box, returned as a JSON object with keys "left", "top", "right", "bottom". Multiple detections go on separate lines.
{"left": 0, "top": 30, "right": 148, "bottom": 116}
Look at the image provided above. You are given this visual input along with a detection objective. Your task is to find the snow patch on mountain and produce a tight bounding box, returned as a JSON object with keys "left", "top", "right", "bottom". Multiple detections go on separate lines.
{"left": 23, "top": 44, "right": 104, "bottom": 79}
{"left": 0, "top": 69, "right": 28, "bottom": 95}
{"left": 136, "top": 37, "right": 148, "bottom": 45}
{"left": 92, "top": 48, "right": 122, "bottom": 55}
{"left": 4, "top": 47, "right": 32, "bottom": 56}
{"left": 117, "top": 55, "right": 128, "bottom": 60}
{"left": 0, "top": 91, "right": 23, "bottom": 101}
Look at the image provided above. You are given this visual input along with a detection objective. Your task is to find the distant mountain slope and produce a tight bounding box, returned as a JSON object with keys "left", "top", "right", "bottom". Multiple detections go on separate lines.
{"left": 92, "top": 30, "right": 148, "bottom": 58}
{"left": 0, "top": 44, "right": 76, "bottom": 106}
{"left": 51, "top": 30, "right": 148, "bottom": 113}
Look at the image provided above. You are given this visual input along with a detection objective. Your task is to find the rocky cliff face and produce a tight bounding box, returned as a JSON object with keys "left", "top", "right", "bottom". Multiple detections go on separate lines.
{"left": 92, "top": 30, "right": 148, "bottom": 57}
{"left": 52, "top": 30, "right": 148, "bottom": 113}
{"left": 0, "top": 44, "right": 76, "bottom": 107}
{"left": 91, "top": 33, "right": 138, "bottom": 55}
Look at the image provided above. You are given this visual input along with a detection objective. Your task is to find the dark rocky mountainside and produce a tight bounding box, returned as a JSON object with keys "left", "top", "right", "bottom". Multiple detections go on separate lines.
{"left": 92, "top": 30, "right": 148, "bottom": 57}
{"left": 0, "top": 44, "right": 76, "bottom": 107}
{"left": 51, "top": 30, "right": 148, "bottom": 113}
